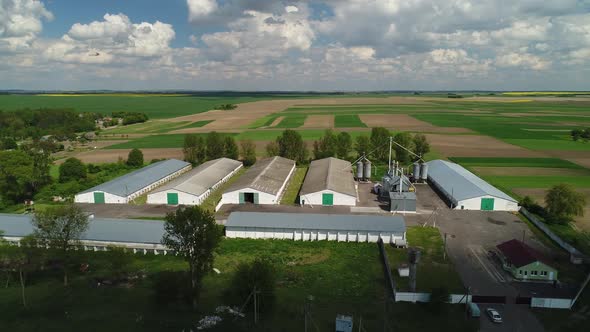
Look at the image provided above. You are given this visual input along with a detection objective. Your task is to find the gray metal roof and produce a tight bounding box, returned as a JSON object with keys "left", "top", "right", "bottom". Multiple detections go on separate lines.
{"left": 426, "top": 160, "right": 517, "bottom": 203}
{"left": 150, "top": 158, "right": 242, "bottom": 197}
{"left": 300, "top": 157, "right": 356, "bottom": 197}
{"left": 79, "top": 159, "right": 191, "bottom": 197}
{"left": 389, "top": 192, "right": 416, "bottom": 200}
{"left": 224, "top": 156, "right": 295, "bottom": 196}
{"left": 226, "top": 212, "right": 406, "bottom": 233}
{"left": 0, "top": 213, "right": 164, "bottom": 245}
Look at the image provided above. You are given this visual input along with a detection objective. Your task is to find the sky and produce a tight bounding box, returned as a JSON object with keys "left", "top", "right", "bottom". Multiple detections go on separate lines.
{"left": 1, "top": 0, "right": 590, "bottom": 91}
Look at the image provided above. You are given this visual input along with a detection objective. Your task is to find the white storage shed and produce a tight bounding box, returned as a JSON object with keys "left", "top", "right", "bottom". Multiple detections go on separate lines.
{"left": 220, "top": 156, "right": 295, "bottom": 206}
{"left": 426, "top": 159, "right": 519, "bottom": 211}
{"left": 74, "top": 159, "right": 191, "bottom": 204}
{"left": 147, "top": 158, "right": 242, "bottom": 205}
{"left": 299, "top": 157, "right": 357, "bottom": 206}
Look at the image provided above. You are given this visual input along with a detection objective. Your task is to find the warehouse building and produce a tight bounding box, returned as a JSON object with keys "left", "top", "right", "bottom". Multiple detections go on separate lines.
{"left": 147, "top": 158, "right": 242, "bottom": 205}
{"left": 426, "top": 160, "right": 518, "bottom": 211}
{"left": 0, "top": 213, "right": 167, "bottom": 253}
{"left": 220, "top": 156, "right": 295, "bottom": 205}
{"left": 497, "top": 239, "right": 558, "bottom": 281}
{"left": 299, "top": 157, "right": 356, "bottom": 206}
{"left": 74, "top": 159, "right": 191, "bottom": 204}
{"left": 225, "top": 212, "right": 407, "bottom": 245}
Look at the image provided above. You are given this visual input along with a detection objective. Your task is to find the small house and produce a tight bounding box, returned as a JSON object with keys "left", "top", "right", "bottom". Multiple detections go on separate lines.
{"left": 496, "top": 239, "right": 558, "bottom": 282}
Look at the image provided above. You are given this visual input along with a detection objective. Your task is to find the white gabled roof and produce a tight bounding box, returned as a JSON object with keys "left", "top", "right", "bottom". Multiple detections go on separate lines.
{"left": 426, "top": 159, "right": 517, "bottom": 203}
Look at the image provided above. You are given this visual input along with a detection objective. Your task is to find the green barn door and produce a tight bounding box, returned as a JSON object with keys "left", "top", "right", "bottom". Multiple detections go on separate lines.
{"left": 239, "top": 193, "right": 245, "bottom": 204}
{"left": 93, "top": 192, "right": 105, "bottom": 204}
{"left": 481, "top": 198, "right": 495, "bottom": 211}
{"left": 322, "top": 193, "right": 334, "bottom": 206}
{"left": 167, "top": 193, "right": 179, "bottom": 205}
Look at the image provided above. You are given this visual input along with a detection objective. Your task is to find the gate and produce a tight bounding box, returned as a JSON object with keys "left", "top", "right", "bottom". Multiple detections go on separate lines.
{"left": 471, "top": 295, "right": 506, "bottom": 304}
{"left": 516, "top": 296, "right": 532, "bottom": 305}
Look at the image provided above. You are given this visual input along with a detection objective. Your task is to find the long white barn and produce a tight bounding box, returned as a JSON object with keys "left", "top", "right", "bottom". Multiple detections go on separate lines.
{"left": 299, "top": 157, "right": 357, "bottom": 206}
{"left": 147, "top": 158, "right": 242, "bottom": 205}
{"left": 225, "top": 212, "right": 407, "bottom": 245}
{"left": 426, "top": 159, "right": 519, "bottom": 211}
{"left": 75, "top": 159, "right": 191, "bottom": 204}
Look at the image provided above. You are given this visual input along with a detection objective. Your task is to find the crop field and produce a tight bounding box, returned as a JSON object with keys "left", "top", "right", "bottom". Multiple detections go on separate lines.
{"left": 334, "top": 114, "right": 367, "bottom": 127}
{"left": 274, "top": 114, "right": 307, "bottom": 128}
{"left": 448, "top": 157, "right": 585, "bottom": 169}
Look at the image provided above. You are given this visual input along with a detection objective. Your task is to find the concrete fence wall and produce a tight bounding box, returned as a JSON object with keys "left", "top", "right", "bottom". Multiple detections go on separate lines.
{"left": 531, "top": 297, "right": 573, "bottom": 309}
{"left": 394, "top": 292, "right": 472, "bottom": 304}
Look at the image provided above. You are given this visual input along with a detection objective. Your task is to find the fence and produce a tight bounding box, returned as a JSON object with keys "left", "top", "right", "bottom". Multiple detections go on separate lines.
{"left": 520, "top": 208, "right": 586, "bottom": 264}
{"left": 531, "top": 297, "right": 572, "bottom": 309}
{"left": 377, "top": 238, "right": 396, "bottom": 299}
{"left": 395, "top": 292, "right": 472, "bottom": 304}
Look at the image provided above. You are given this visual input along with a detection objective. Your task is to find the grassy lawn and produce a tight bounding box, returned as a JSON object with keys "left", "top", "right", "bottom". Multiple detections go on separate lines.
{"left": 504, "top": 139, "right": 590, "bottom": 151}
{"left": 482, "top": 175, "right": 590, "bottom": 190}
{"left": 449, "top": 157, "right": 586, "bottom": 169}
{"left": 334, "top": 114, "right": 367, "bottom": 128}
{"left": 200, "top": 167, "right": 246, "bottom": 212}
{"left": 384, "top": 227, "right": 464, "bottom": 293}
{"left": 280, "top": 167, "right": 307, "bottom": 205}
{"left": 0, "top": 239, "right": 477, "bottom": 331}
{"left": 275, "top": 115, "right": 307, "bottom": 128}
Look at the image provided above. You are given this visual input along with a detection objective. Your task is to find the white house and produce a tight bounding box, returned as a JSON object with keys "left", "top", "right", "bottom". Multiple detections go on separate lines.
{"left": 220, "top": 156, "right": 295, "bottom": 206}
{"left": 74, "top": 159, "right": 191, "bottom": 204}
{"left": 225, "top": 212, "right": 407, "bottom": 245}
{"left": 147, "top": 158, "right": 242, "bottom": 205}
{"left": 299, "top": 157, "right": 356, "bottom": 206}
{"left": 426, "top": 159, "right": 519, "bottom": 211}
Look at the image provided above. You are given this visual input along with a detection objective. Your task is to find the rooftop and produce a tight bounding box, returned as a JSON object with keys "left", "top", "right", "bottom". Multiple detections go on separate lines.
{"left": 226, "top": 212, "right": 406, "bottom": 233}
{"left": 0, "top": 213, "right": 164, "bottom": 245}
{"left": 224, "top": 156, "right": 295, "bottom": 195}
{"left": 150, "top": 158, "right": 242, "bottom": 197}
{"left": 426, "top": 160, "right": 516, "bottom": 203}
{"left": 300, "top": 157, "right": 356, "bottom": 197}
{"left": 497, "top": 239, "right": 551, "bottom": 268}
{"left": 389, "top": 191, "right": 416, "bottom": 199}
{"left": 79, "top": 159, "right": 191, "bottom": 197}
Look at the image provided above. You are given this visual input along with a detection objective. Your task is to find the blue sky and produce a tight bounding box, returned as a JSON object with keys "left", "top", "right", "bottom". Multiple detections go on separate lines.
{"left": 1, "top": 0, "right": 590, "bottom": 90}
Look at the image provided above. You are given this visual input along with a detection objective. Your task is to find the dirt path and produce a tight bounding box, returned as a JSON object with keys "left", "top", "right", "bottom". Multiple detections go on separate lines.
{"left": 302, "top": 115, "right": 334, "bottom": 128}
{"left": 424, "top": 134, "right": 545, "bottom": 157}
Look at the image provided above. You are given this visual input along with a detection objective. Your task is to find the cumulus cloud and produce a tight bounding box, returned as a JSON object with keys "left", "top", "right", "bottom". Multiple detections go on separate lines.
{"left": 0, "top": 0, "right": 53, "bottom": 52}
{"left": 187, "top": 0, "right": 218, "bottom": 22}
{"left": 496, "top": 52, "right": 550, "bottom": 70}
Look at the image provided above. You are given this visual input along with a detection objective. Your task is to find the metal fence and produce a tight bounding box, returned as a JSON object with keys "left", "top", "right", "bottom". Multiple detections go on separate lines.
{"left": 377, "top": 238, "right": 396, "bottom": 299}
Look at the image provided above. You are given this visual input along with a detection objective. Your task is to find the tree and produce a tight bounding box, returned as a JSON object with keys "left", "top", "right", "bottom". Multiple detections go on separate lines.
{"left": 571, "top": 129, "right": 583, "bottom": 141}
{"left": 32, "top": 204, "right": 89, "bottom": 286}
{"left": 370, "top": 127, "right": 391, "bottom": 162}
{"left": 206, "top": 132, "right": 225, "bottom": 160}
{"left": 223, "top": 136, "right": 239, "bottom": 160}
{"left": 393, "top": 132, "right": 414, "bottom": 163}
{"left": 313, "top": 129, "right": 338, "bottom": 159}
{"left": 545, "top": 184, "right": 586, "bottom": 223}
{"left": 127, "top": 148, "right": 144, "bottom": 167}
{"left": 1, "top": 137, "right": 17, "bottom": 150}
{"left": 240, "top": 140, "right": 257, "bottom": 166}
{"left": 265, "top": 141, "right": 279, "bottom": 157}
{"left": 336, "top": 132, "right": 352, "bottom": 159}
{"left": 162, "top": 206, "right": 222, "bottom": 311}
{"left": 0, "top": 150, "right": 35, "bottom": 204}
{"left": 226, "top": 257, "right": 276, "bottom": 313}
{"left": 21, "top": 142, "right": 52, "bottom": 193}
{"left": 412, "top": 134, "right": 430, "bottom": 160}
{"left": 59, "top": 158, "right": 87, "bottom": 183}
{"left": 354, "top": 135, "right": 371, "bottom": 158}
{"left": 183, "top": 134, "right": 199, "bottom": 165}
{"left": 276, "top": 129, "right": 308, "bottom": 164}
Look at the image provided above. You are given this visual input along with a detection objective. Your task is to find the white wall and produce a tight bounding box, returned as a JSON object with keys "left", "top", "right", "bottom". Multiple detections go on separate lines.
{"left": 456, "top": 195, "right": 519, "bottom": 212}
{"left": 221, "top": 187, "right": 278, "bottom": 205}
{"left": 531, "top": 298, "right": 572, "bottom": 309}
{"left": 299, "top": 189, "right": 356, "bottom": 206}
{"left": 225, "top": 227, "right": 405, "bottom": 244}
{"left": 147, "top": 189, "right": 202, "bottom": 205}
{"left": 74, "top": 191, "right": 126, "bottom": 204}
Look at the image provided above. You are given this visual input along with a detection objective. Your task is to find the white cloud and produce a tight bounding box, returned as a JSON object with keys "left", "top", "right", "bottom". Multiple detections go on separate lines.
{"left": 187, "top": 0, "right": 218, "bottom": 22}
{"left": 0, "top": 0, "right": 53, "bottom": 52}
{"left": 496, "top": 52, "right": 550, "bottom": 70}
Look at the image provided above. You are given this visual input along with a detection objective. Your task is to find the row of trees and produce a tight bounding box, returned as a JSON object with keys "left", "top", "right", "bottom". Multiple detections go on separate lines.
{"left": 0, "top": 108, "right": 97, "bottom": 140}
{"left": 263, "top": 128, "right": 430, "bottom": 165}
{"left": 111, "top": 112, "right": 149, "bottom": 125}
{"left": 183, "top": 132, "right": 257, "bottom": 166}
{"left": 571, "top": 128, "right": 590, "bottom": 142}
{"left": 520, "top": 183, "right": 586, "bottom": 225}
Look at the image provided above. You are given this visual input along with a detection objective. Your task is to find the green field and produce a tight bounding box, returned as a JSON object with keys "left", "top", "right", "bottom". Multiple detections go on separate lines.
{"left": 106, "top": 133, "right": 238, "bottom": 149}
{"left": 275, "top": 115, "right": 307, "bottom": 128}
{"left": 0, "top": 238, "right": 476, "bottom": 331}
{"left": 334, "top": 114, "right": 367, "bottom": 128}
{"left": 280, "top": 167, "right": 308, "bottom": 205}
{"left": 449, "top": 157, "right": 585, "bottom": 169}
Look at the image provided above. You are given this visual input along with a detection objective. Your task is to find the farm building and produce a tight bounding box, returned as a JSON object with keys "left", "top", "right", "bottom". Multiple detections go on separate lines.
{"left": 74, "top": 159, "right": 191, "bottom": 204}
{"left": 220, "top": 156, "right": 295, "bottom": 206}
{"left": 147, "top": 158, "right": 242, "bottom": 205}
{"left": 497, "top": 239, "right": 558, "bottom": 281}
{"left": 225, "top": 212, "right": 407, "bottom": 245}
{"left": 389, "top": 192, "right": 417, "bottom": 213}
{"left": 0, "top": 213, "right": 167, "bottom": 253}
{"left": 299, "top": 157, "right": 356, "bottom": 206}
{"left": 426, "top": 159, "right": 518, "bottom": 211}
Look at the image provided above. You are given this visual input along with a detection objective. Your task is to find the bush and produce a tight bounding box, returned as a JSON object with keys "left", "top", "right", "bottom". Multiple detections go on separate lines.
{"left": 127, "top": 148, "right": 144, "bottom": 167}
{"left": 224, "top": 258, "right": 277, "bottom": 313}
{"left": 152, "top": 271, "right": 190, "bottom": 306}
{"left": 59, "top": 158, "right": 87, "bottom": 183}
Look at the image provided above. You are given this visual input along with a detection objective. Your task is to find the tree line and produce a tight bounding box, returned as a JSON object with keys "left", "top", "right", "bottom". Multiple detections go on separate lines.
{"left": 0, "top": 108, "right": 97, "bottom": 140}
{"left": 571, "top": 128, "right": 590, "bottom": 142}
{"left": 183, "top": 132, "right": 257, "bottom": 166}
{"left": 520, "top": 184, "right": 586, "bottom": 225}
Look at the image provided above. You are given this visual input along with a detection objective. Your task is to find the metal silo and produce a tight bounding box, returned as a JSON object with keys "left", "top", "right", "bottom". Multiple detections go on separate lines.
{"left": 412, "top": 162, "right": 420, "bottom": 181}
{"left": 420, "top": 163, "right": 429, "bottom": 181}
{"left": 356, "top": 161, "right": 364, "bottom": 180}
{"left": 363, "top": 160, "right": 372, "bottom": 182}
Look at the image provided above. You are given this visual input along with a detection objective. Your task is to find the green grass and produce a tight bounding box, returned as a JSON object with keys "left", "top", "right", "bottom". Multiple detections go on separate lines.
{"left": 199, "top": 167, "right": 246, "bottom": 212}
{"left": 504, "top": 139, "right": 590, "bottom": 151}
{"left": 280, "top": 167, "right": 307, "bottom": 205}
{"left": 449, "top": 157, "right": 586, "bottom": 169}
{"left": 482, "top": 175, "right": 590, "bottom": 190}
{"left": 334, "top": 114, "right": 367, "bottom": 128}
{"left": 384, "top": 227, "right": 464, "bottom": 293}
{"left": 49, "top": 164, "right": 60, "bottom": 180}
{"left": 274, "top": 115, "right": 307, "bottom": 128}
{"left": 105, "top": 133, "right": 238, "bottom": 149}
{"left": 175, "top": 120, "right": 214, "bottom": 129}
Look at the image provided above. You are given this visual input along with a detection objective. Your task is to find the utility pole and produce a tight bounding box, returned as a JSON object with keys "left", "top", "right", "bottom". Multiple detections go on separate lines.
{"left": 388, "top": 137, "right": 393, "bottom": 175}
{"left": 443, "top": 232, "right": 448, "bottom": 261}
{"left": 254, "top": 286, "right": 258, "bottom": 325}
{"left": 522, "top": 230, "right": 526, "bottom": 244}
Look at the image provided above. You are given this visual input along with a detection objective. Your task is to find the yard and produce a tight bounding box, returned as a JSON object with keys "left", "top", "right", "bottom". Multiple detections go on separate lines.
{"left": 280, "top": 167, "right": 308, "bottom": 205}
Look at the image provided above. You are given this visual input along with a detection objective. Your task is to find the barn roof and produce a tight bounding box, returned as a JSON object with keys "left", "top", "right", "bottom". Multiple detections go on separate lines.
{"left": 224, "top": 156, "right": 295, "bottom": 196}
{"left": 226, "top": 212, "right": 406, "bottom": 233}
{"left": 300, "top": 157, "right": 356, "bottom": 197}
{"left": 78, "top": 159, "right": 190, "bottom": 197}
{"left": 426, "top": 160, "right": 516, "bottom": 203}
{"left": 0, "top": 213, "right": 164, "bottom": 245}
{"left": 497, "top": 239, "right": 552, "bottom": 268}
{"left": 150, "top": 158, "right": 242, "bottom": 197}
